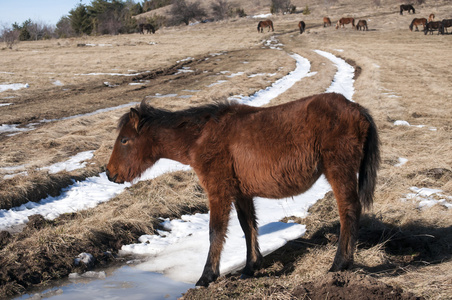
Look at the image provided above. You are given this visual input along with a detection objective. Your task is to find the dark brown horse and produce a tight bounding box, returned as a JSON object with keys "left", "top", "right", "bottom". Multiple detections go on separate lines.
{"left": 298, "top": 21, "right": 306, "bottom": 34}
{"left": 336, "top": 17, "right": 355, "bottom": 29}
{"left": 400, "top": 4, "right": 415, "bottom": 15}
{"left": 409, "top": 18, "right": 427, "bottom": 31}
{"left": 442, "top": 19, "right": 452, "bottom": 33}
{"left": 257, "top": 19, "right": 274, "bottom": 33}
{"left": 139, "top": 23, "right": 155, "bottom": 34}
{"left": 323, "top": 17, "right": 332, "bottom": 27}
{"left": 106, "top": 93, "right": 380, "bottom": 287}
{"left": 424, "top": 21, "right": 444, "bottom": 35}
{"left": 356, "top": 20, "right": 368, "bottom": 31}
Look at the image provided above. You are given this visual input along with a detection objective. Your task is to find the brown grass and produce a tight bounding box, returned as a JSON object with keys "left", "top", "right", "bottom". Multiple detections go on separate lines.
{"left": 1, "top": 0, "right": 451, "bottom": 298}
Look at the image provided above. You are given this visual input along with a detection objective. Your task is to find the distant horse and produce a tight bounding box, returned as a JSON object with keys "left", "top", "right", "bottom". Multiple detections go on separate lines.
{"left": 428, "top": 13, "right": 435, "bottom": 22}
{"left": 298, "top": 21, "right": 306, "bottom": 34}
{"left": 106, "top": 93, "right": 380, "bottom": 287}
{"left": 409, "top": 18, "right": 427, "bottom": 31}
{"left": 356, "top": 20, "right": 368, "bottom": 31}
{"left": 424, "top": 21, "right": 444, "bottom": 35}
{"left": 442, "top": 19, "right": 452, "bottom": 33}
{"left": 336, "top": 17, "right": 355, "bottom": 29}
{"left": 323, "top": 17, "right": 332, "bottom": 27}
{"left": 400, "top": 4, "right": 415, "bottom": 15}
{"left": 257, "top": 20, "right": 274, "bottom": 33}
{"left": 139, "top": 23, "right": 155, "bottom": 34}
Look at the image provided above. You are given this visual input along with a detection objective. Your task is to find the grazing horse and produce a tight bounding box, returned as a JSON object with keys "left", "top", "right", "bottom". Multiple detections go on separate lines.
{"left": 257, "top": 20, "right": 274, "bottom": 33}
{"left": 442, "top": 19, "right": 452, "bottom": 33}
{"left": 409, "top": 18, "right": 427, "bottom": 31}
{"left": 139, "top": 23, "right": 155, "bottom": 34}
{"left": 298, "top": 21, "right": 306, "bottom": 34}
{"left": 400, "top": 4, "right": 415, "bottom": 15}
{"left": 323, "top": 17, "right": 332, "bottom": 27}
{"left": 424, "top": 21, "right": 444, "bottom": 35}
{"left": 106, "top": 93, "right": 380, "bottom": 287}
{"left": 356, "top": 20, "right": 368, "bottom": 31}
{"left": 336, "top": 17, "right": 355, "bottom": 29}
{"left": 428, "top": 13, "right": 435, "bottom": 22}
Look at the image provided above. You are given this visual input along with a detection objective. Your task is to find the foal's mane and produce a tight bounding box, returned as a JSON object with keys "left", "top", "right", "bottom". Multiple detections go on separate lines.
{"left": 119, "top": 101, "right": 239, "bottom": 131}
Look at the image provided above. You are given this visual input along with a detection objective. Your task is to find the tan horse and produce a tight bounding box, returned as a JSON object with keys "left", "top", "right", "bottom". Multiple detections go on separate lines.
{"left": 323, "top": 17, "right": 332, "bottom": 27}
{"left": 429, "top": 13, "right": 435, "bottom": 22}
{"left": 336, "top": 17, "right": 355, "bottom": 29}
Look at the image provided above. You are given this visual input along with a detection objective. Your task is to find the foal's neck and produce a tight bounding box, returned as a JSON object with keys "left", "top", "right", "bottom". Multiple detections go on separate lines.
{"left": 155, "top": 123, "right": 201, "bottom": 166}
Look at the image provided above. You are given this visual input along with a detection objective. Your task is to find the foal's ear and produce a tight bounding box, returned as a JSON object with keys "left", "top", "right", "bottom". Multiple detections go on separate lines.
{"left": 129, "top": 108, "right": 140, "bottom": 132}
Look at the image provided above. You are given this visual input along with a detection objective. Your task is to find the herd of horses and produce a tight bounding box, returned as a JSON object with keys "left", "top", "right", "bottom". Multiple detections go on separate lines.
{"left": 409, "top": 13, "right": 452, "bottom": 35}
{"left": 257, "top": 17, "right": 367, "bottom": 34}
{"left": 257, "top": 4, "right": 451, "bottom": 35}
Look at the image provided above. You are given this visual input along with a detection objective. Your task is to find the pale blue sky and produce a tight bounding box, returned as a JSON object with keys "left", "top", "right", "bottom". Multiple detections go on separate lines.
{"left": 0, "top": 0, "right": 92, "bottom": 27}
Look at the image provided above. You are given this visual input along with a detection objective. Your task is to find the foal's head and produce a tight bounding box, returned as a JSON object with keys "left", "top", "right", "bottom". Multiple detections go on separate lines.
{"left": 106, "top": 107, "right": 158, "bottom": 183}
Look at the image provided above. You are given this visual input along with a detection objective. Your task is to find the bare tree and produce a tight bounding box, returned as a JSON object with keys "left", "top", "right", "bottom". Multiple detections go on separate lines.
{"left": 170, "top": 0, "right": 207, "bottom": 25}
{"left": 1, "top": 27, "right": 19, "bottom": 49}
{"left": 27, "top": 21, "right": 55, "bottom": 40}
{"left": 211, "top": 0, "right": 230, "bottom": 20}
{"left": 270, "top": 0, "right": 292, "bottom": 14}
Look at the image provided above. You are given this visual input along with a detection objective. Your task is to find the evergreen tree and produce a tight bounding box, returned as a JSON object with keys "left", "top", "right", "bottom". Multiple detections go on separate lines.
{"left": 17, "top": 19, "right": 32, "bottom": 41}
{"left": 69, "top": 4, "right": 93, "bottom": 35}
{"left": 56, "top": 16, "right": 75, "bottom": 38}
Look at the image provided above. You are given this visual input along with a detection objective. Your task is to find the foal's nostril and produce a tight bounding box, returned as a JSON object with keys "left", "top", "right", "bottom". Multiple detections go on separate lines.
{"left": 106, "top": 169, "right": 117, "bottom": 182}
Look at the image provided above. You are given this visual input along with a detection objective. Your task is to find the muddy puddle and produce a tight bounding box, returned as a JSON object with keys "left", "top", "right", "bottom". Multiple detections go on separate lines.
{"left": 16, "top": 264, "right": 192, "bottom": 300}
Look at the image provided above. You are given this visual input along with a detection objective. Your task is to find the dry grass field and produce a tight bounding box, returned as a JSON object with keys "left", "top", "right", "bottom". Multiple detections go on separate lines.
{"left": 1, "top": 0, "right": 451, "bottom": 298}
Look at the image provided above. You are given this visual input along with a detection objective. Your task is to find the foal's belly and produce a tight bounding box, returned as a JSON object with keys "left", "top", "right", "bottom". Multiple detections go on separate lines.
{"left": 233, "top": 156, "right": 323, "bottom": 199}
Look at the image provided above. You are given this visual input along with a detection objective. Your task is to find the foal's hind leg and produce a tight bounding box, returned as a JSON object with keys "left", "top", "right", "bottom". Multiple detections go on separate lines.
{"left": 324, "top": 168, "right": 361, "bottom": 271}
{"left": 234, "top": 195, "right": 263, "bottom": 277}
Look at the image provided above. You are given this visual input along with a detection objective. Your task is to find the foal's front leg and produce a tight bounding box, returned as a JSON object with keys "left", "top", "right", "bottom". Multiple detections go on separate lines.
{"left": 196, "top": 194, "right": 232, "bottom": 287}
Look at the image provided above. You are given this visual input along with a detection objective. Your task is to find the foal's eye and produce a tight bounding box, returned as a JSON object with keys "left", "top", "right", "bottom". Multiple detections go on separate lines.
{"left": 120, "top": 138, "right": 129, "bottom": 145}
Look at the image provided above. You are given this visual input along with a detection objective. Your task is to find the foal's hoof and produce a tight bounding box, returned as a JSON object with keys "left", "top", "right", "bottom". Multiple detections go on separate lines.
{"left": 195, "top": 273, "right": 218, "bottom": 287}
{"left": 329, "top": 260, "right": 352, "bottom": 272}
{"left": 195, "top": 277, "right": 210, "bottom": 287}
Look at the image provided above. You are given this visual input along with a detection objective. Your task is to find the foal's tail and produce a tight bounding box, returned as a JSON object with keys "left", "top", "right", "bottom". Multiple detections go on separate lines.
{"left": 358, "top": 108, "right": 380, "bottom": 210}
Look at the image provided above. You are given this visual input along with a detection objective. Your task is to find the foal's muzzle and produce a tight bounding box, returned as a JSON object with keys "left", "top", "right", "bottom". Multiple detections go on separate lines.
{"left": 106, "top": 169, "right": 118, "bottom": 183}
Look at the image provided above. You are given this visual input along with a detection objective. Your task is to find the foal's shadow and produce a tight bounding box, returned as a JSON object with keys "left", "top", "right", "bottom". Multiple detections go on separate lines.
{"left": 254, "top": 216, "right": 452, "bottom": 277}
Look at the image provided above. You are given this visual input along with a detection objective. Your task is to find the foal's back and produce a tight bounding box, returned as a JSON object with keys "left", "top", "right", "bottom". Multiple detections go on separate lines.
{"left": 214, "top": 93, "right": 368, "bottom": 198}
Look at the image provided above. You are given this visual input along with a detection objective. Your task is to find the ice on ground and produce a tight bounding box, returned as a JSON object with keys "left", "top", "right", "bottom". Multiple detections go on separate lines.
{"left": 42, "top": 151, "right": 95, "bottom": 174}
{"left": 253, "top": 13, "right": 272, "bottom": 19}
{"left": 230, "top": 53, "right": 314, "bottom": 107}
{"left": 404, "top": 187, "right": 452, "bottom": 209}
{"left": 122, "top": 176, "right": 331, "bottom": 283}
{"left": 394, "top": 120, "right": 436, "bottom": 131}
{"left": 0, "top": 83, "right": 29, "bottom": 93}
{"left": 394, "top": 157, "right": 408, "bottom": 167}
{"left": 314, "top": 50, "right": 355, "bottom": 100}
